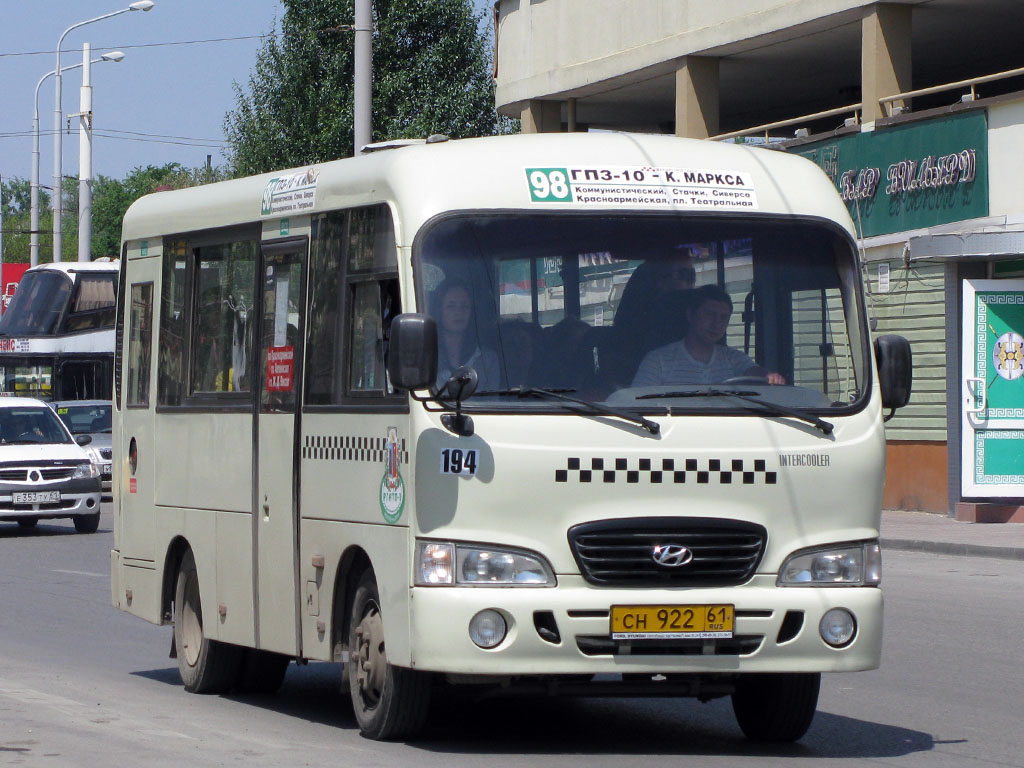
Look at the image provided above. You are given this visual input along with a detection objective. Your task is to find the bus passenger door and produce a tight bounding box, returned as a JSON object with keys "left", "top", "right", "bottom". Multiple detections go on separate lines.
{"left": 254, "top": 240, "right": 306, "bottom": 655}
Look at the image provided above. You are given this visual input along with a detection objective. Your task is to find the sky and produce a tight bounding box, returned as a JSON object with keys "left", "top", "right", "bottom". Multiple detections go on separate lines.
{"left": 0, "top": 0, "right": 494, "bottom": 186}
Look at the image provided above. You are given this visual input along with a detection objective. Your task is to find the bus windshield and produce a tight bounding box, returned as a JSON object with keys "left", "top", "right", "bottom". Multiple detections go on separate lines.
{"left": 0, "top": 270, "right": 72, "bottom": 336}
{"left": 416, "top": 213, "right": 868, "bottom": 413}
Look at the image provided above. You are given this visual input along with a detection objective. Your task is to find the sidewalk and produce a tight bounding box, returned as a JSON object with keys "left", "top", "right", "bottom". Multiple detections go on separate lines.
{"left": 881, "top": 509, "right": 1024, "bottom": 561}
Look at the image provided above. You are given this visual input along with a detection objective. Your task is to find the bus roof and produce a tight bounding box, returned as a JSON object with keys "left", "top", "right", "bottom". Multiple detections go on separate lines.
{"left": 121, "top": 132, "right": 855, "bottom": 245}
{"left": 25, "top": 261, "right": 120, "bottom": 276}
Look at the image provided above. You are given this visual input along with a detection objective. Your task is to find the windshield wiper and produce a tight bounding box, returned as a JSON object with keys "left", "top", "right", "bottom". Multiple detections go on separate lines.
{"left": 637, "top": 389, "right": 834, "bottom": 435}
{"left": 474, "top": 386, "right": 660, "bottom": 435}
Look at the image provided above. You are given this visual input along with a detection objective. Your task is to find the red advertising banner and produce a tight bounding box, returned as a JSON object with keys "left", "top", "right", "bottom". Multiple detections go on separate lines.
{"left": 266, "top": 345, "right": 294, "bottom": 391}
{"left": 1, "top": 263, "right": 30, "bottom": 314}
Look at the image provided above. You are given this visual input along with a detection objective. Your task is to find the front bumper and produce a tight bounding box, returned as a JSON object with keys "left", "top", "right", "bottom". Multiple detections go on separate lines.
{"left": 0, "top": 476, "right": 102, "bottom": 521}
{"left": 408, "top": 574, "right": 882, "bottom": 675}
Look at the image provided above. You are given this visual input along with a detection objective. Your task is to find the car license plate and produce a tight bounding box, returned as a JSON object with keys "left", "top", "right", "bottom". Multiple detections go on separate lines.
{"left": 13, "top": 491, "right": 61, "bottom": 504}
{"left": 610, "top": 604, "right": 734, "bottom": 640}
{"left": 102, "top": 463, "right": 112, "bottom": 476}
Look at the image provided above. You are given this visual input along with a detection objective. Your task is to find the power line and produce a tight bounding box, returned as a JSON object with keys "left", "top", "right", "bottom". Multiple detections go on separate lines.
{"left": 0, "top": 34, "right": 272, "bottom": 59}
{"left": 0, "top": 128, "right": 229, "bottom": 146}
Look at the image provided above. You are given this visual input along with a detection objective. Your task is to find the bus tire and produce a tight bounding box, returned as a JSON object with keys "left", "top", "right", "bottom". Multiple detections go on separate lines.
{"left": 235, "top": 649, "right": 290, "bottom": 694}
{"left": 73, "top": 512, "right": 100, "bottom": 534}
{"left": 347, "top": 570, "right": 431, "bottom": 740}
{"left": 173, "top": 550, "right": 242, "bottom": 694}
{"left": 731, "top": 672, "right": 820, "bottom": 742}
{"left": 17, "top": 517, "right": 38, "bottom": 529}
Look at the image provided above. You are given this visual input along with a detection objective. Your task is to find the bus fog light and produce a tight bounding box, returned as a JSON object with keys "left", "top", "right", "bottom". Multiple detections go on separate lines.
{"left": 469, "top": 609, "right": 507, "bottom": 648}
{"left": 819, "top": 608, "right": 856, "bottom": 647}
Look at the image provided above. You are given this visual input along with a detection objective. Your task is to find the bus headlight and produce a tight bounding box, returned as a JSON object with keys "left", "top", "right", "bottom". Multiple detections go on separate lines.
{"left": 72, "top": 462, "right": 100, "bottom": 480}
{"left": 778, "top": 541, "right": 881, "bottom": 586}
{"left": 416, "top": 541, "right": 555, "bottom": 586}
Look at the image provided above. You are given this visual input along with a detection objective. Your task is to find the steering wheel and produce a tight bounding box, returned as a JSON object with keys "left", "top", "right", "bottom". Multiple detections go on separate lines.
{"left": 721, "top": 375, "right": 770, "bottom": 385}
{"left": 16, "top": 431, "right": 38, "bottom": 440}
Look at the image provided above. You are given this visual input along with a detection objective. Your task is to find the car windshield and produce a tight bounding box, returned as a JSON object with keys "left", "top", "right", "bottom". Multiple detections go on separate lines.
{"left": 0, "top": 406, "right": 72, "bottom": 444}
{"left": 415, "top": 213, "right": 867, "bottom": 413}
{"left": 54, "top": 403, "right": 112, "bottom": 434}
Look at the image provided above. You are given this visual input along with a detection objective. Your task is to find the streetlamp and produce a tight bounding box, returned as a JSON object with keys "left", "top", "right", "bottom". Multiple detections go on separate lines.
{"left": 32, "top": 52, "right": 124, "bottom": 267}
{"left": 52, "top": 0, "right": 154, "bottom": 262}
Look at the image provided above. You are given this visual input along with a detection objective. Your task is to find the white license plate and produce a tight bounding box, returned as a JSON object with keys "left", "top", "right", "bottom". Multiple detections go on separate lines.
{"left": 101, "top": 464, "right": 112, "bottom": 475}
{"left": 13, "top": 491, "right": 61, "bottom": 504}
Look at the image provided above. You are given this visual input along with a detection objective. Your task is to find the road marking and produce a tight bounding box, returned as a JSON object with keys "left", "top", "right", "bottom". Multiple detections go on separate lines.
{"left": 52, "top": 569, "right": 104, "bottom": 577}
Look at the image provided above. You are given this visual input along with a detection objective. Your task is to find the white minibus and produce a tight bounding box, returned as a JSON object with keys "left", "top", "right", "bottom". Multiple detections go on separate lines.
{"left": 111, "top": 132, "right": 911, "bottom": 742}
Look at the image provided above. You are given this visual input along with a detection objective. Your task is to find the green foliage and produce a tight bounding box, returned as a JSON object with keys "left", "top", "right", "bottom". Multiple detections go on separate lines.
{"left": 1, "top": 163, "right": 228, "bottom": 264}
{"left": 224, "top": 0, "right": 507, "bottom": 176}
{"left": 91, "top": 163, "right": 231, "bottom": 259}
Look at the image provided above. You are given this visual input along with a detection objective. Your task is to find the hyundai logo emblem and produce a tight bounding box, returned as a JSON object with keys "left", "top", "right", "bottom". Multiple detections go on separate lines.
{"left": 652, "top": 544, "right": 693, "bottom": 568}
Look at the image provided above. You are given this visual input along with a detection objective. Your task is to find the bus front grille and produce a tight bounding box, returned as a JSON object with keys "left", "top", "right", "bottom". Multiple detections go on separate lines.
{"left": 568, "top": 517, "right": 767, "bottom": 587}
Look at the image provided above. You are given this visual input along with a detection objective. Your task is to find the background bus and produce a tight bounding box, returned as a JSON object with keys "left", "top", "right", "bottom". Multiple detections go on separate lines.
{"left": 0, "top": 261, "right": 119, "bottom": 401}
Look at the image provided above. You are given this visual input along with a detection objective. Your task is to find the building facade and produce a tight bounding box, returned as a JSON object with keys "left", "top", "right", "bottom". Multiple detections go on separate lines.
{"left": 494, "top": 0, "right": 1024, "bottom": 521}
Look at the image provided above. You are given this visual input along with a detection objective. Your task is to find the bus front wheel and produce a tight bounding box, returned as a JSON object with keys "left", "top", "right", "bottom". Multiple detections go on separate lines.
{"left": 731, "top": 672, "right": 820, "bottom": 742}
{"left": 173, "top": 550, "right": 242, "bottom": 694}
{"left": 347, "top": 570, "right": 431, "bottom": 740}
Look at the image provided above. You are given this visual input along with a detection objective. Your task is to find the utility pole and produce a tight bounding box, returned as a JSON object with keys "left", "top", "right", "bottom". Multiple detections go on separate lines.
{"left": 353, "top": 0, "right": 372, "bottom": 155}
{"left": 78, "top": 43, "right": 94, "bottom": 262}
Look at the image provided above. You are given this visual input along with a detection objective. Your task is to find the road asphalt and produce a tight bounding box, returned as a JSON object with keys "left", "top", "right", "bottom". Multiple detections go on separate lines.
{"left": 881, "top": 509, "right": 1024, "bottom": 561}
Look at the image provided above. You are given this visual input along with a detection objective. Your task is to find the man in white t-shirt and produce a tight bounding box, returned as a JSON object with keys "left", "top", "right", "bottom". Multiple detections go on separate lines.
{"left": 632, "top": 284, "right": 785, "bottom": 387}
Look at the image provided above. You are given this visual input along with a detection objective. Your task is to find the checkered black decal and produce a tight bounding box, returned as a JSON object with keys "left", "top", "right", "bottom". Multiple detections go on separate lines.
{"left": 555, "top": 457, "right": 776, "bottom": 485}
{"left": 302, "top": 435, "right": 408, "bottom": 464}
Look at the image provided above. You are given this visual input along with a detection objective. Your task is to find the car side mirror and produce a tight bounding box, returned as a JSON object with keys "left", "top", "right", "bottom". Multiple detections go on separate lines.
{"left": 387, "top": 313, "right": 438, "bottom": 391}
{"left": 75, "top": 434, "right": 93, "bottom": 447}
{"left": 874, "top": 334, "right": 912, "bottom": 412}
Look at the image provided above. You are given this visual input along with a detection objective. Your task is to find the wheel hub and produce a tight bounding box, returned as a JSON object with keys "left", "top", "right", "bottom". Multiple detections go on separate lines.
{"left": 353, "top": 602, "right": 386, "bottom": 707}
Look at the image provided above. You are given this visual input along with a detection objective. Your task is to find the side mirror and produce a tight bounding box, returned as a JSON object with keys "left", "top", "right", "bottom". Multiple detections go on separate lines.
{"left": 75, "top": 434, "right": 93, "bottom": 447}
{"left": 874, "top": 334, "right": 912, "bottom": 411}
{"left": 387, "top": 313, "right": 438, "bottom": 391}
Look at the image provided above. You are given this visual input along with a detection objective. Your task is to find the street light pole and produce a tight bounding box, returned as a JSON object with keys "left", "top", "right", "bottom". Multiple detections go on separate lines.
{"left": 32, "top": 52, "right": 124, "bottom": 267}
{"left": 78, "top": 44, "right": 94, "bottom": 263}
{"left": 52, "top": 1, "right": 154, "bottom": 262}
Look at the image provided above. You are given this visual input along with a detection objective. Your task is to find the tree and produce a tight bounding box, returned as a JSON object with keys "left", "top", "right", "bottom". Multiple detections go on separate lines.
{"left": 1, "top": 177, "right": 51, "bottom": 264}
{"left": 224, "top": 0, "right": 508, "bottom": 176}
{"left": 91, "top": 163, "right": 231, "bottom": 258}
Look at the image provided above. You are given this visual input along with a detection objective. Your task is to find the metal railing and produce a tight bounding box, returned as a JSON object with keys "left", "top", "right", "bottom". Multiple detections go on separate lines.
{"left": 710, "top": 103, "right": 862, "bottom": 142}
{"left": 710, "top": 64, "right": 1024, "bottom": 141}
{"left": 879, "top": 64, "right": 1024, "bottom": 116}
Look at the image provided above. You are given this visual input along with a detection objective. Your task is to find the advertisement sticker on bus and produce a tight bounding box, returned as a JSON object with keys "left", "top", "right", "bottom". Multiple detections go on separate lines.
{"left": 380, "top": 427, "right": 405, "bottom": 523}
{"left": 261, "top": 168, "right": 319, "bottom": 216}
{"left": 525, "top": 165, "right": 758, "bottom": 210}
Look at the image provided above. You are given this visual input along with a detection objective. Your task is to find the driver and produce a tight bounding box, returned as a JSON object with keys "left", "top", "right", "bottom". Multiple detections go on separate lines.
{"left": 632, "top": 284, "right": 785, "bottom": 386}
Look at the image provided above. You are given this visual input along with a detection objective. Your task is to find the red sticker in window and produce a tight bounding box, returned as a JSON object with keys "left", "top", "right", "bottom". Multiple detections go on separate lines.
{"left": 266, "top": 345, "right": 295, "bottom": 392}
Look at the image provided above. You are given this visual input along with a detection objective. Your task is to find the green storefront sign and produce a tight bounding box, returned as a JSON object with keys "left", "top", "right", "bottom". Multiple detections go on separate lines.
{"left": 796, "top": 111, "right": 988, "bottom": 238}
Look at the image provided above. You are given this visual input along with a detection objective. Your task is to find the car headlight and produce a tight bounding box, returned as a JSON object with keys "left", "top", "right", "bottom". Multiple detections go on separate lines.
{"left": 72, "top": 462, "right": 100, "bottom": 480}
{"left": 777, "top": 541, "right": 881, "bottom": 586}
{"left": 416, "top": 541, "right": 555, "bottom": 586}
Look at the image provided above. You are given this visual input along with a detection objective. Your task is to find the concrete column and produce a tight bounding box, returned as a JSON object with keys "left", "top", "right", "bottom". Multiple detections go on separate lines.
{"left": 862, "top": 3, "right": 912, "bottom": 122}
{"left": 521, "top": 100, "right": 562, "bottom": 133}
{"left": 675, "top": 56, "right": 719, "bottom": 139}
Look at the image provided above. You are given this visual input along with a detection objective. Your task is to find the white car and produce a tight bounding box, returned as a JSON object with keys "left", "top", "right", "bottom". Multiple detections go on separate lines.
{"left": 0, "top": 397, "right": 103, "bottom": 533}
{"left": 49, "top": 400, "right": 112, "bottom": 496}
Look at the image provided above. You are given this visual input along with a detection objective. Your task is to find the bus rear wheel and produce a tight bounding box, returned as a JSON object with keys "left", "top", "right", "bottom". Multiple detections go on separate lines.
{"left": 347, "top": 570, "right": 431, "bottom": 740}
{"left": 731, "top": 672, "right": 820, "bottom": 742}
{"left": 173, "top": 550, "right": 242, "bottom": 694}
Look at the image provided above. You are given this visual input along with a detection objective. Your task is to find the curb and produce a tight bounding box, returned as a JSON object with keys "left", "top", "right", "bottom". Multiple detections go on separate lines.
{"left": 881, "top": 537, "right": 1024, "bottom": 562}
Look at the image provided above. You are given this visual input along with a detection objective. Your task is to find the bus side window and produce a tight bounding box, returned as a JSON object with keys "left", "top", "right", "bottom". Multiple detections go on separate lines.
{"left": 306, "top": 204, "right": 399, "bottom": 405}
{"left": 158, "top": 240, "right": 189, "bottom": 406}
{"left": 127, "top": 283, "right": 154, "bottom": 407}
{"left": 348, "top": 279, "right": 400, "bottom": 395}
